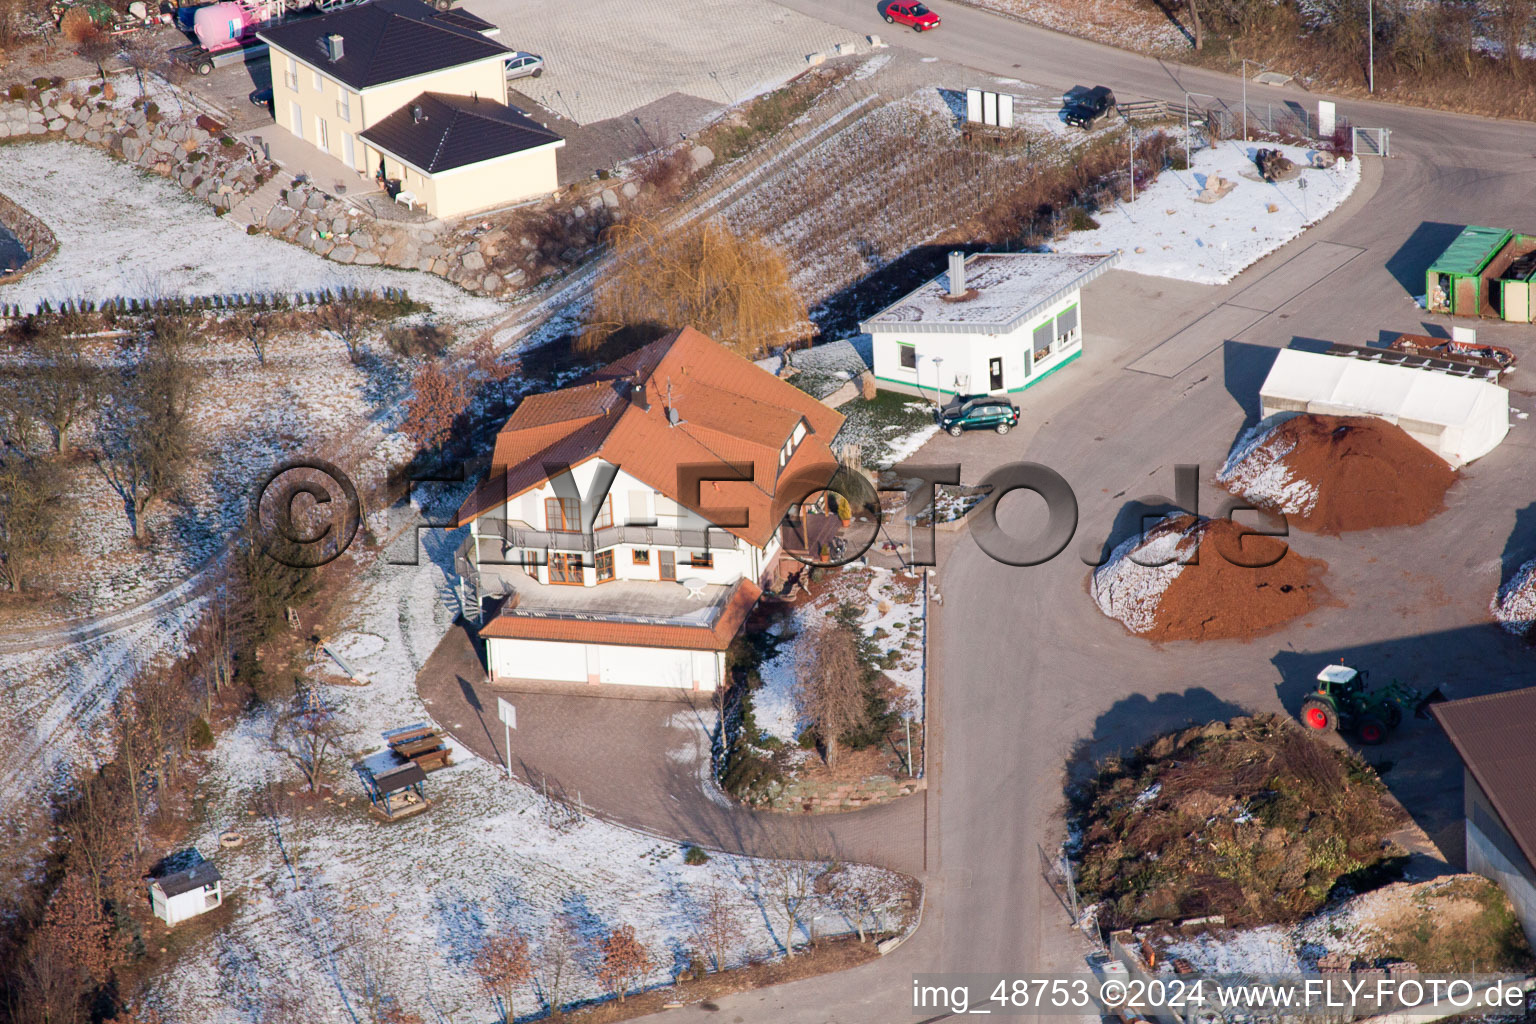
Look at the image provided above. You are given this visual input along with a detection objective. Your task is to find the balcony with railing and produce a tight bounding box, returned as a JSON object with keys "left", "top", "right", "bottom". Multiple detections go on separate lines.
{"left": 471, "top": 520, "right": 741, "bottom": 555}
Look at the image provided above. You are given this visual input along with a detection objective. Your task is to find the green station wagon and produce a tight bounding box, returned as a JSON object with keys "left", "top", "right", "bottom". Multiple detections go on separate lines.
{"left": 939, "top": 395, "right": 1021, "bottom": 436}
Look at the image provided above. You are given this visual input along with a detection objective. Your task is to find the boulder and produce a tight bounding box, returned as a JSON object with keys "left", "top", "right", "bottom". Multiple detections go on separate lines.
{"left": 481, "top": 273, "right": 500, "bottom": 292}
{"left": 688, "top": 144, "right": 714, "bottom": 171}
{"left": 461, "top": 250, "right": 486, "bottom": 272}
{"left": 64, "top": 119, "right": 86, "bottom": 139}
{"left": 502, "top": 268, "right": 526, "bottom": 289}
{"left": 330, "top": 215, "right": 349, "bottom": 236}
{"left": 305, "top": 191, "right": 326, "bottom": 211}
{"left": 350, "top": 230, "right": 374, "bottom": 251}
{"left": 265, "top": 205, "right": 297, "bottom": 232}
{"left": 600, "top": 188, "right": 619, "bottom": 208}
{"left": 307, "top": 234, "right": 333, "bottom": 256}
{"left": 354, "top": 252, "right": 380, "bottom": 265}
{"left": 330, "top": 243, "right": 357, "bottom": 264}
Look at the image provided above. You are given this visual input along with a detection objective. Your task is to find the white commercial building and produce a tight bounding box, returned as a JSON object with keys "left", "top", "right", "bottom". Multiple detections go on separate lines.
{"left": 862, "top": 250, "right": 1119, "bottom": 400}
{"left": 1258, "top": 347, "right": 1509, "bottom": 467}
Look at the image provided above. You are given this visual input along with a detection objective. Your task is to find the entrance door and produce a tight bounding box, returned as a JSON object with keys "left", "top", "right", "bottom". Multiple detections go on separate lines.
{"left": 290, "top": 101, "right": 303, "bottom": 140}
{"left": 659, "top": 549, "right": 676, "bottom": 581}
{"left": 989, "top": 357, "right": 1003, "bottom": 391}
{"left": 341, "top": 132, "right": 355, "bottom": 170}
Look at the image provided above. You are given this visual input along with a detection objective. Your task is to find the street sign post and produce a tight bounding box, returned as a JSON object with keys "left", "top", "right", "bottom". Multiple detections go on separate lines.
{"left": 497, "top": 698, "right": 516, "bottom": 780}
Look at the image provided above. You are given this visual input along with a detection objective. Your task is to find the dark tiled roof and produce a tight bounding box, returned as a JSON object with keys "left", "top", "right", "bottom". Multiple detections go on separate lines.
{"left": 359, "top": 92, "right": 562, "bottom": 173}
{"left": 153, "top": 860, "right": 222, "bottom": 898}
{"left": 1432, "top": 686, "right": 1536, "bottom": 869}
{"left": 430, "top": 7, "right": 497, "bottom": 34}
{"left": 258, "top": 0, "right": 508, "bottom": 91}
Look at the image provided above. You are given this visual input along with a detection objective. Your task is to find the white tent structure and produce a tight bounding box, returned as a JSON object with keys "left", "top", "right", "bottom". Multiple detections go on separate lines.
{"left": 1258, "top": 348, "right": 1509, "bottom": 467}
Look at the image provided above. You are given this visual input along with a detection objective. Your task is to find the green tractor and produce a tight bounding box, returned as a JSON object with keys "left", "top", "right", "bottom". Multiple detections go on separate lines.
{"left": 1299, "top": 664, "right": 1445, "bottom": 745}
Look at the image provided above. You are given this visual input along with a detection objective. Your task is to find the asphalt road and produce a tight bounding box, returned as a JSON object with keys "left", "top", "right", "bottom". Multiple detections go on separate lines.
{"left": 637, "top": 3, "right": 1536, "bottom": 1023}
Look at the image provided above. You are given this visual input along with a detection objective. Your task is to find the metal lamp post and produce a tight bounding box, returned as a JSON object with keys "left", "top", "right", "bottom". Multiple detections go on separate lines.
{"left": 1128, "top": 124, "right": 1136, "bottom": 203}
{"left": 1240, "top": 58, "right": 1258, "bottom": 141}
{"left": 1367, "top": 0, "right": 1374, "bottom": 93}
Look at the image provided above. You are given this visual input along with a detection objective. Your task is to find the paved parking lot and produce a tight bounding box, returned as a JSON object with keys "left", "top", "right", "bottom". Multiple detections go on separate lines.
{"left": 466, "top": 0, "right": 860, "bottom": 124}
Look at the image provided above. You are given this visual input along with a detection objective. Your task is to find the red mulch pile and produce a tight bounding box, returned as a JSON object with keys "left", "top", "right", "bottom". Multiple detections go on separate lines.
{"left": 1229, "top": 414, "right": 1457, "bottom": 534}
{"left": 1150, "top": 516, "right": 1330, "bottom": 642}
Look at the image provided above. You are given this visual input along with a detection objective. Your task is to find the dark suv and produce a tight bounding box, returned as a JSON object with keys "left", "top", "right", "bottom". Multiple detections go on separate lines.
{"left": 939, "top": 395, "right": 1020, "bottom": 436}
{"left": 1064, "top": 86, "right": 1116, "bottom": 129}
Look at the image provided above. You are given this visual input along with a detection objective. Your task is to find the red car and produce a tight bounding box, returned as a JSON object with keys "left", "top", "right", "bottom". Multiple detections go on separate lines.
{"left": 883, "top": 1, "right": 940, "bottom": 31}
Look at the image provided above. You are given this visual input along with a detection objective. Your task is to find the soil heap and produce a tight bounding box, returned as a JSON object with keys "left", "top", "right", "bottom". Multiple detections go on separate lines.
{"left": 1217, "top": 413, "right": 1456, "bottom": 534}
{"left": 1493, "top": 557, "right": 1536, "bottom": 636}
{"left": 1091, "top": 513, "right": 1328, "bottom": 642}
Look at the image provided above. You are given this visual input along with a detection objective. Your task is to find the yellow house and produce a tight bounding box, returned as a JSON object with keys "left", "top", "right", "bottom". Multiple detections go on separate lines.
{"left": 257, "top": 0, "right": 563, "bottom": 218}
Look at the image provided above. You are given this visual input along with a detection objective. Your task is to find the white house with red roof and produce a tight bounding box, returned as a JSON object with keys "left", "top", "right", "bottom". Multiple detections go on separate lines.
{"left": 453, "top": 328, "right": 845, "bottom": 691}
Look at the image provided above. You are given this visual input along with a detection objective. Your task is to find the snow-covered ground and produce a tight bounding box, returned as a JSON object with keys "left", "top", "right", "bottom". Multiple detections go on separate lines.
{"left": 967, "top": 0, "right": 1188, "bottom": 52}
{"left": 1056, "top": 141, "right": 1361, "bottom": 285}
{"left": 1492, "top": 556, "right": 1536, "bottom": 635}
{"left": 1217, "top": 413, "right": 1320, "bottom": 515}
{"left": 0, "top": 141, "right": 502, "bottom": 320}
{"left": 753, "top": 565, "right": 925, "bottom": 744}
{"left": 163, "top": 530, "right": 910, "bottom": 1023}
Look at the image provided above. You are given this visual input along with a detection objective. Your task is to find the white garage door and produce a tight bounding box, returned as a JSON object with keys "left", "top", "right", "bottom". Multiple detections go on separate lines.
{"left": 488, "top": 638, "right": 588, "bottom": 683}
{"left": 598, "top": 645, "right": 692, "bottom": 688}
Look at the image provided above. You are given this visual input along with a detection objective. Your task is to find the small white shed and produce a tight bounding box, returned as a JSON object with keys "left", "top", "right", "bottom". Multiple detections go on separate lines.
{"left": 149, "top": 859, "right": 223, "bottom": 926}
{"left": 861, "top": 250, "right": 1119, "bottom": 400}
{"left": 1258, "top": 348, "right": 1510, "bottom": 467}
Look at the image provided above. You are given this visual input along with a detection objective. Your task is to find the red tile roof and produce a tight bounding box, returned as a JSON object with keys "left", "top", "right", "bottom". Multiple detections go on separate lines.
{"left": 478, "top": 579, "right": 762, "bottom": 651}
{"left": 1432, "top": 686, "right": 1536, "bottom": 870}
{"left": 456, "top": 328, "right": 845, "bottom": 547}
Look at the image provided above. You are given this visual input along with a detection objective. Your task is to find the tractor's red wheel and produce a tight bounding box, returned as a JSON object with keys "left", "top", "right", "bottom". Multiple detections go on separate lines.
{"left": 1300, "top": 698, "right": 1337, "bottom": 733}
{"left": 1357, "top": 717, "right": 1388, "bottom": 745}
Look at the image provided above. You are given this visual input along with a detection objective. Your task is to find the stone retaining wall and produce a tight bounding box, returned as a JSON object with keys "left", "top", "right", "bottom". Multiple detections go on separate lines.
{"left": 0, "top": 74, "right": 650, "bottom": 306}
{"left": 751, "top": 773, "right": 925, "bottom": 814}
{"left": 0, "top": 188, "right": 56, "bottom": 284}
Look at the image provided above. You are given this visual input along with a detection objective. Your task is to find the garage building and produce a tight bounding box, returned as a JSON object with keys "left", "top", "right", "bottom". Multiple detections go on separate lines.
{"left": 1432, "top": 687, "right": 1536, "bottom": 948}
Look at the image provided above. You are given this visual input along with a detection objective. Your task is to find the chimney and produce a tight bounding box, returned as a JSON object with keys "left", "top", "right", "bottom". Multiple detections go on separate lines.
{"left": 632, "top": 378, "right": 649, "bottom": 411}
{"left": 324, "top": 32, "right": 344, "bottom": 62}
{"left": 411, "top": 104, "right": 425, "bottom": 123}
{"left": 948, "top": 251, "right": 967, "bottom": 298}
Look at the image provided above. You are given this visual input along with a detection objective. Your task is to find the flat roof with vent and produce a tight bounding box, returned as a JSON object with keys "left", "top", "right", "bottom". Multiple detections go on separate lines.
{"left": 859, "top": 251, "right": 1119, "bottom": 335}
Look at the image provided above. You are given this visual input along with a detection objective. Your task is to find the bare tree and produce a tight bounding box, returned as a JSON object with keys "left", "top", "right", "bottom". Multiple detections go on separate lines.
{"left": 533, "top": 917, "right": 583, "bottom": 1018}
{"left": 595, "top": 924, "right": 649, "bottom": 1004}
{"left": 581, "top": 216, "right": 810, "bottom": 359}
{"left": 793, "top": 620, "right": 866, "bottom": 768}
{"left": 1492, "top": 0, "right": 1536, "bottom": 75}
{"left": 8, "top": 327, "right": 104, "bottom": 455}
{"left": 243, "top": 311, "right": 276, "bottom": 367}
{"left": 269, "top": 703, "right": 343, "bottom": 793}
{"left": 815, "top": 863, "right": 909, "bottom": 942}
{"left": 0, "top": 453, "right": 68, "bottom": 593}
{"left": 471, "top": 926, "right": 532, "bottom": 1024}
{"left": 316, "top": 298, "right": 374, "bottom": 365}
{"left": 690, "top": 883, "right": 745, "bottom": 972}
{"left": 94, "top": 343, "right": 196, "bottom": 543}
{"left": 752, "top": 858, "right": 828, "bottom": 959}
{"left": 118, "top": 32, "right": 169, "bottom": 98}
{"left": 106, "top": 697, "right": 150, "bottom": 859}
